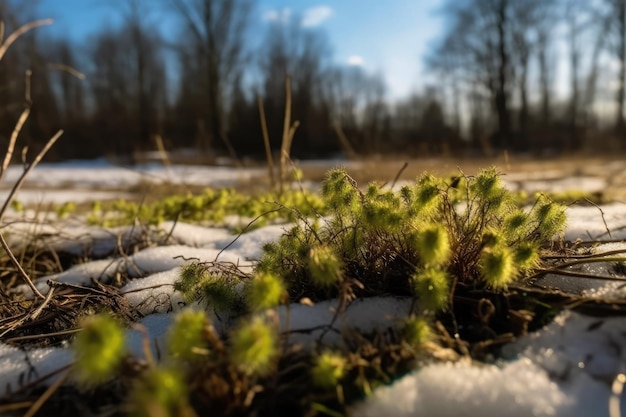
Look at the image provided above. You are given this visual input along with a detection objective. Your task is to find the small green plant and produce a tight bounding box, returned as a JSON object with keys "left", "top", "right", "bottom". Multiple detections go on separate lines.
{"left": 55, "top": 201, "right": 76, "bottom": 218}
{"left": 253, "top": 168, "right": 566, "bottom": 309}
{"left": 10, "top": 199, "right": 24, "bottom": 213}
{"left": 167, "top": 309, "right": 210, "bottom": 361}
{"left": 412, "top": 267, "right": 450, "bottom": 311}
{"left": 72, "top": 314, "right": 127, "bottom": 387}
{"left": 229, "top": 315, "right": 278, "bottom": 377}
{"left": 311, "top": 350, "right": 348, "bottom": 389}
{"left": 246, "top": 271, "right": 286, "bottom": 311}
{"left": 128, "top": 366, "right": 194, "bottom": 417}
{"left": 307, "top": 245, "right": 344, "bottom": 287}
{"left": 175, "top": 262, "right": 242, "bottom": 314}
{"left": 85, "top": 187, "right": 326, "bottom": 230}
{"left": 403, "top": 316, "right": 432, "bottom": 349}
{"left": 60, "top": 168, "right": 571, "bottom": 417}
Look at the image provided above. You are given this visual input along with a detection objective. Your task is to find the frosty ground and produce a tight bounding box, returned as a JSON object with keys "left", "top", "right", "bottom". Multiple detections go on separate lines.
{"left": 1, "top": 157, "right": 626, "bottom": 417}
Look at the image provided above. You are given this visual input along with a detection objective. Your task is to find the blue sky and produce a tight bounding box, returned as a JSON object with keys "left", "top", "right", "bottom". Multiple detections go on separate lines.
{"left": 35, "top": 0, "right": 445, "bottom": 100}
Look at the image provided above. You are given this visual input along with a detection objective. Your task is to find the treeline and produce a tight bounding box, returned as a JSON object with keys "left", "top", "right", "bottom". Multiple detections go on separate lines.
{"left": 0, "top": 0, "right": 625, "bottom": 162}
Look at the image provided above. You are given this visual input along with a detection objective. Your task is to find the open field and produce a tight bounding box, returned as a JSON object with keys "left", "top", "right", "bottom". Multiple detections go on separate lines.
{"left": 0, "top": 156, "right": 625, "bottom": 416}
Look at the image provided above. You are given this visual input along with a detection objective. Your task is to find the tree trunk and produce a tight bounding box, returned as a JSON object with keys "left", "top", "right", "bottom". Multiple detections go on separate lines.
{"left": 538, "top": 33, "right": 551, "bottom": 126}
{"left": 495, "top": 0, "right": 511, "bottom": 149}
{"left": 616, "top": 0, "right": 626, "bottom": 133}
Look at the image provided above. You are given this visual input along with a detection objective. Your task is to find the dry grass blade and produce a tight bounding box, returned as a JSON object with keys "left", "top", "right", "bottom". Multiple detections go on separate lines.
{"left": 23, "top": 368, "right": 71, "bottom": 417}
{"left": 257, "top": 94, "right": 275, "bottom": 188}
{"left": 279, "top": 76, "right": 299, "bottom": 193}
{"left": 0, "top": 107, "right": 28, "bottom": 182}
{"left": 610, "top": 373, "right": 625, "bottom": 417}
{"left": 47, "top": 63, "right": 86, "bottom": 80}
{"left": 0, "top": 19, "right": 53, "bottom": 62}
{"left": 0, "top": 129, "right": 63, "bottom": 220}
{"left": 0, "top": 69, "right": 32, "bottom": 183}
{"left": 0, "top": 129, "right": 63, "bottom": 300}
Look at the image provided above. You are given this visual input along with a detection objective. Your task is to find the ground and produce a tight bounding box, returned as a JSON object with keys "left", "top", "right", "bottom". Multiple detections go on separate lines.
{"left": 1, "top": 155, "right": 625, "bottom": 417}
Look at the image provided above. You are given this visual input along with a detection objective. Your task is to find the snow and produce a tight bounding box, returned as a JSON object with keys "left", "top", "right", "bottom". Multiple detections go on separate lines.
{"left": 2, "top": 161, "right": 267, "bottom": 190}
{"left": 2, "top": 162, "right": 626, "bottom": 415}
{"left": 355, "top": 310, "right": 626, "bottom": 417}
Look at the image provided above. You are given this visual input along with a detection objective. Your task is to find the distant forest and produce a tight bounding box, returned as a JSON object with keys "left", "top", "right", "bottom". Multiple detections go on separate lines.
{"left": 2, "top": 0, "right": 626, "bottom": 162}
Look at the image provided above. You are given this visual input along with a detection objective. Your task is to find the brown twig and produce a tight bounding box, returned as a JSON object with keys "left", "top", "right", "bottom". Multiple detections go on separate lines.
{"left": 0, "top": 69, "right": 32, "bottom": 183}
{"left": 47, "top": 63, "right": 86, "bottom": 80}
{"left": 0, "top": 129, "right": 64, "bottom": 220}
{"left": 0, "top": 130, "right": 63, "bottom": 300}
{"left": 279, "top": 76, "right": 299, "bottom": 193}
{"left": 584, "top": 197, "right": 612, "bottom": 239}
{"left": 0, "top": 19, "right": 53, "bottom": 62}
{"left": 23, "top": 367, "right": 71, "bottom": 417}
{"left": 257, "top": 94, "right": 275, "bottom": 188}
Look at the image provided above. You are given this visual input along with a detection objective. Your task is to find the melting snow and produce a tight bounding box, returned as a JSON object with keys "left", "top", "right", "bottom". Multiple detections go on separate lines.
{"left": 2, "top": 163, "right": 626, "bottom": 415}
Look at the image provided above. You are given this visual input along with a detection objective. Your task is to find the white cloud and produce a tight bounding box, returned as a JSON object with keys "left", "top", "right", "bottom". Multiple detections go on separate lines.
{"left": 302, "top": 6, "right": 333, "bottom": 27}
{"left": 347, "top": 55, "right": 365, "bottom": 67}
{"left": 262, "top": 8, "right": 291, "bottom": 24}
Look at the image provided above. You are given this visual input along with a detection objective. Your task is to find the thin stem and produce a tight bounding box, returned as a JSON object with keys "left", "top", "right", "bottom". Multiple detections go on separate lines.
{"left": 0, "top": 19, "right": 53, "bottom": 62}
{"left": 0, "top": 129, "right": 63, "bottom": 220}
{"left": 257, "top": 94, "right": 275, "bottom": 188}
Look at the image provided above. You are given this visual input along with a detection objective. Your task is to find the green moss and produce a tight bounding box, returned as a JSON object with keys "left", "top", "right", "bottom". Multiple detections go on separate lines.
{"left": 480, "top": 245, "right": 515, "bottom": 289}
{"left": 229, "top": 316, "right": 278, "bottom": 377}
{"left": 72, "top": 314, "right": 126, "bottom": 387}
{"left": 403, "top": 316, "right": 432, "bottom": 349}
{"left": 86, "top": 187, "right": 326, "bottom": 230}
{"left": 311, "top": 351, "right": 347, "bottom": 389}
{"left": 254, "top": 167, "right": 565, "bottom": 304}
{"left": 128, "top": 367, "right": 192, "bottom": 417}
{"left": 414, "top": 223, "right": 450, "bottom": 267}
{"left": 412, "top": 267, "right": 450, "bottom": 312}
{"left": 167, "top": 309, "right": 209, "bottom": 361}
{"left": 307, "top": 245, "right": 344, "bottom": 287}
{"left": 246, "top": 271, "right": 286, "bottom": 311}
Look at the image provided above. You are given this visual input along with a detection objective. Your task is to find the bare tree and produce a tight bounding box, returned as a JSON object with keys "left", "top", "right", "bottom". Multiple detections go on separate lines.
{"left": 433, "top": 0, "right": 515, "bottom": 149}
{"left": 258, "top": 15, "right": 335, "bottom": 155}
{"left": 89, "top": 18, "right": 167, "bottom": 158}
{"left": 171, "top": 0, "right": 253, "bottom": 156}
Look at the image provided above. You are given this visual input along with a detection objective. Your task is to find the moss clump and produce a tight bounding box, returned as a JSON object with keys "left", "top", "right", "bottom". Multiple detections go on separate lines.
{"left": 229, "top": 316, "right": 278, "bottom": 377}
{"left": 246, "top": 271, "right": 286, "bottom": 311}
{"left": 255, "top": 167, "right": 565, "bottom": 306}
{"left": 403, "top": 316, "right": 432, "bottom": 349}
{"left": 86, "top": 187, "right": 326, "bottom": 230}
{"left": 61, "top": 168, "right": 568, "bottom": 417}
{"left": 72, "top": 314, "right": 126, "bottom": 387}
{"left": 412, "top": 267, "right": 450, "bottom": 312}
{"left": 175, "top": 262, "right": 243, "bottom": 314}
{"left": 311, "top": 351, "right": 347, "bottom": 389}
{"left": 167, "top": 309, "right": 210, "bottom": 361}
{"left": 128, "top": 367, "right": 193, "bottom": 417}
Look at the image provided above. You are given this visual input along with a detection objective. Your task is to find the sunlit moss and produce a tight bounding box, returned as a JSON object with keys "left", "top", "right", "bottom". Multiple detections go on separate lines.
{"left": 414, "top": 223, "right": 450, "bottom": 266}
{"left": 514, "top": 241, "right": 540, "bottom": 272}
{"left": 246, "top": 271, "right": 286, "bottom": 311}
{"left": 175, "top": 263, "right": 208, "bottom": 302}
{"left": 229, "top": 316, "right": 278, "bottom": 377}
{"left": 10, "top": 199, "right": 24, "bottom": 213}
{"left": 480, "top": 245, "right": 514, "bottom": 289}
{"left": 308, "top": 245, "right": 344, "bottom": 287}
{"left": 532, "top": 195, "right": 567, "bottom": 240}
{"left": 167, "top": 309, "right": 209, "bottom": 361}
{"left": 128, "top": 367, "right": 193, "bottom": 417}
{"left": 311, "top": 351, "right": 347, "bottom": 389}
{"left": 412, "top": 268, "right": 450, "bottom": 312}
{"left": 403, "top": 316, "right": 432, "bottom": 349}
{"left": 200, "top": 276, "right": 238, "bottom": 313}
{"left": 72, "top": 314, "right": 126, "bottom": 387}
